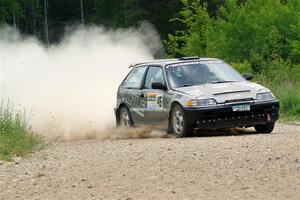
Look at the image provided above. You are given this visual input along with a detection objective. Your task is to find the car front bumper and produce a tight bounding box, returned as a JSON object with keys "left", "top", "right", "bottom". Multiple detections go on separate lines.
{"left": 184, "top": 100, "right": 280, "bottom": 129}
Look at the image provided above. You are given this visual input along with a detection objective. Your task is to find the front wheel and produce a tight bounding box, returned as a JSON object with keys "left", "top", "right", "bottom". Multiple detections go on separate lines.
{"left": 170, "top": 105, "right": 194, "bottom": 138}
{"left": 254, "top": 122, "right": 275, "bottom": 133}
{"left": 118, "top": 106, "right": 133, "bottom": 127}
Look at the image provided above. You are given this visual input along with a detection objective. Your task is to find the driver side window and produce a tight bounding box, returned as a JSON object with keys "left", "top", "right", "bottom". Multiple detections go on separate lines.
{"left": 144, "top": 66, "right": 165, "bottom": 89}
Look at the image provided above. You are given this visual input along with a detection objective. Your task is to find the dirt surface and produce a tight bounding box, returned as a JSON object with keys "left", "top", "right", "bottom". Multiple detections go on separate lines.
{"left": 0, "top": 123, "right": 300, "bottom": 200}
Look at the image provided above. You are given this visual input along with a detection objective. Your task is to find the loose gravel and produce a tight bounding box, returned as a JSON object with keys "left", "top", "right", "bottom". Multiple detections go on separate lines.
{"left": 0, "top": 123, "right": 299, "bottom": 200}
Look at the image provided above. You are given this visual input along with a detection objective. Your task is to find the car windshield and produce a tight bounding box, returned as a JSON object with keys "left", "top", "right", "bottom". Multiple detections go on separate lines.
{"left": 166, "top": 61, "right": 245, "bottom": 88}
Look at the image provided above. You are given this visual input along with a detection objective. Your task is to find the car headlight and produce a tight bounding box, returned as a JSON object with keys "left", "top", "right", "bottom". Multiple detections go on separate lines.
{"left": 187, "top": 99, "right": 217, "bottom": 107}
{"left": 256, "top": 92, "right": 275, "bottom": 101}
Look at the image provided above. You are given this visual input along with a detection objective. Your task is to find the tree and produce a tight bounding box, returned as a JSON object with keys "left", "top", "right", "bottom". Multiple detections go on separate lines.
{"left": 80, "top": 0, "right": 84, "bottom": 25}
{"left": 290, "top": 14, "right": 300, "bottom": 63}
{"left": 165, "top": 0, "right": 211, "bottom": 57}
{"left": 165, "top": 0, "right": 300, "bottom": 71}
{"left": 44, "top": 0, "right": 49, "bottom": 45}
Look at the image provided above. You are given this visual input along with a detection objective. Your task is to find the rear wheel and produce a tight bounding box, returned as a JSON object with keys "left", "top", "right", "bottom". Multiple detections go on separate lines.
{"left": 119, "top": 106, "right": 133, "bottom": 127}
{"left": 171, "top": 105, "right": 194, "bottom": 137}
{"left": 254, "top": 122, "right": 275, "bottom": 133}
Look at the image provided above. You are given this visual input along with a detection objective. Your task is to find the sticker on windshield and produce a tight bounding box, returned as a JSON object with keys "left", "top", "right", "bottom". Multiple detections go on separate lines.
{"left": 147, "top": 93, "right": 163, "bottom": 111}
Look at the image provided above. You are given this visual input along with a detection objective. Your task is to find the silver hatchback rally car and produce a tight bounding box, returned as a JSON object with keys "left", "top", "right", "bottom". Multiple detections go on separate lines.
{"left": 114, "top": 57, "right": 280, "bottom": 137}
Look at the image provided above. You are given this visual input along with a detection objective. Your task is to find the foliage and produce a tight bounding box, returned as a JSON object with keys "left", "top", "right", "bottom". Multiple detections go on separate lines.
{"left": 0, "top": 102, "right": 42, "bottom": 161}
{"left": 166, "top": 0, "right": 300, "bottom": 70}
{"left": 165, "top": 0, "right": 211, "bottom": 58}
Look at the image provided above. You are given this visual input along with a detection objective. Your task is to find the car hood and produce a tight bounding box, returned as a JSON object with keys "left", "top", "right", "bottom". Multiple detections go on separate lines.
{"left": 174, "top": 81, "right": 271, "bottom": 103}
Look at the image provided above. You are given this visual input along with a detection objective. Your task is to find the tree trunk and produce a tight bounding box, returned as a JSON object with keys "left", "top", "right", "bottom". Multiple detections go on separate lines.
{"left": 80, "top": 0, "right": 84, "bottom": 25}
{"left": 32, "top": 6, "right": 36, "bottom": 34}
{"left": 44, "top": 0, "right": 49, "bottom": 46}
{"left": 13, "top": 8, "right": 17, "bottom": 31}
{"left": 32, "top": 0, "right": 38, "bottom": 34}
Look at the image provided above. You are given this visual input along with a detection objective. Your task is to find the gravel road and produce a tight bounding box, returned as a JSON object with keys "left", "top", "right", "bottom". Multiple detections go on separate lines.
{"left": 0, "top": 123, "right": 300, "bottom": 200}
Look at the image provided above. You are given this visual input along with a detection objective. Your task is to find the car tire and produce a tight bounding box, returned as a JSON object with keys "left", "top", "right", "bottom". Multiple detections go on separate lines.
{"left": 119, "top": 106, "right": 133, "bottom": 127}
{"left": 254, "top": 122, "right": 275, "bottom": 133}
{"left": 170, "top": 104, "right": 194, "bottom": 138}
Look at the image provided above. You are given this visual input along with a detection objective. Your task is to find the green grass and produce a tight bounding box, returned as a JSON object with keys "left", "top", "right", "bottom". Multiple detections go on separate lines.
{"left": 0, "top": 102, "right": 42, "bottom": 161}
{"left": 279, "top": 115, "right": 300, "bottom": 123}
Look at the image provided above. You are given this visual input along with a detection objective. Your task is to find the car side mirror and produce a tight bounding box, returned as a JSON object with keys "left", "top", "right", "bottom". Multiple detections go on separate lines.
{"left": 244, "top": 73, "right": 253, "bottom": 81}
{"left": 152, "top": 82, "right": 167, "bottom": 90}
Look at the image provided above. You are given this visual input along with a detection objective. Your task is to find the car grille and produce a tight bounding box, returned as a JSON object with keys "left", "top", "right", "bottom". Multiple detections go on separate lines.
{"left": 225, "top": 98, "right": 254, "bottom": 104}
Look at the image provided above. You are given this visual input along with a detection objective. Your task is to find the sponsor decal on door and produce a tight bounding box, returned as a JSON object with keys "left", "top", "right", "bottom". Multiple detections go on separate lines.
{"left": 147, "top": 93, "right": 163, "bottom": 111}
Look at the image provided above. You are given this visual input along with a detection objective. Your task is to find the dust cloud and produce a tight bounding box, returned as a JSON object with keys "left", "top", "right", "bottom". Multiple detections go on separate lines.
{"left": 0, "top": 23, "right": 167, "bottom": 141}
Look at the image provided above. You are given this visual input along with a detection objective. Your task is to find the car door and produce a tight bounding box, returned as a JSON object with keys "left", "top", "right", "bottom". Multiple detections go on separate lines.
{"left": 141, "top": 66, "right": 169, "bottom": 125}
{"left": 120, "top": 65, "right": 148, "bottom": 123}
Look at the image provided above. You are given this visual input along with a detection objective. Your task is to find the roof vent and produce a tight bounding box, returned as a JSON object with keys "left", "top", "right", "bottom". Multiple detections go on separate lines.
{"left": 178, "top": 56, "right": 199, "bottom": 60}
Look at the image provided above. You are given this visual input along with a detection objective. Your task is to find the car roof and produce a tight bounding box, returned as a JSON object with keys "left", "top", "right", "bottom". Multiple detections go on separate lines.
{"left": 129, "top": 57, "right": 221, "bottom": 68}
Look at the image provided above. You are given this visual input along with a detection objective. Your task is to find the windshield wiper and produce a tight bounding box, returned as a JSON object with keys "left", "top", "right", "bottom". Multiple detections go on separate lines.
{"left": 210, "top": 80, "right": 238, "bottom": 84}
{"left": 178, "top": 84, "right": 194, "bottom": 88}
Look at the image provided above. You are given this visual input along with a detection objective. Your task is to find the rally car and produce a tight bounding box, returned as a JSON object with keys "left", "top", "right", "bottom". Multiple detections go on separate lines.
{"left": 114, "top": 57, "right": 279, "bottom": 137}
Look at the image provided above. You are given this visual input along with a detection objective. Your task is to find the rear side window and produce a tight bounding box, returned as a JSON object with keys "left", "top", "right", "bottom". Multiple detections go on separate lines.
{"left": 122, "top": 66, "right": 147, "bottom": 89}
